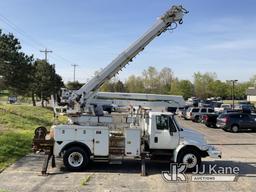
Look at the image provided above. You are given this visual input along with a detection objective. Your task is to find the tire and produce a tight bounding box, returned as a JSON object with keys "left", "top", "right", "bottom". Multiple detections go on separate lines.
{"left": 231, "top": 125, "right": 239, "bottom": 133}
{"left": 177, "top": 149, "right": 201, "bottom": 172}
{"left": 63, "top": 147, "right": 89, "bottom": 171}
{"left": 194, "top": 116, "right": 199, "bottom": 123}
{"left": 205, "top": 123, "right": 211, "bottom": 127}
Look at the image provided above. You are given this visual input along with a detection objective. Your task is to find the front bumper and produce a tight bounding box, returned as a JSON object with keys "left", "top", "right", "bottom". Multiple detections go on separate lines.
{"left": 207, "top": 145, "right": 222, "bottom": 159}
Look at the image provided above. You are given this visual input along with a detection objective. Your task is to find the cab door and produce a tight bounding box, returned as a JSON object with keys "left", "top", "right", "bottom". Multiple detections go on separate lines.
{"left": 150, "top": 115, "right": 179, "bottom": 149}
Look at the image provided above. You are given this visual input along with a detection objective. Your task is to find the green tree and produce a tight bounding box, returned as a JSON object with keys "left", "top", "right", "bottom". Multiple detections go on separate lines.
{"left": 159, "top": 67, "right": 174, "bottom": 94}
{"left": 66, "top": 81, "right": 83, "bottom": 90}
{"left": 170, "top": 79, "right": 194, "bottom": 99}
{"left": 0, "top": 30, "right": 33, "bottom": 95}
{"left": 208, "top": 80, "right": 229, "bottom": 99}
{"left": 142, "top": 66, "right": 160, "bottom": 93}
{"left": 125, "top": 75, "right": 144, "bottom": 93}
{"left": 100, "top": 80, "right": 114, "bottom": 92}
{"left": 170, "top": 78, "right": 182, "bottom": 95}
{"left": 193, "top": 72, "right": 216, "bottom": 98}
{"left": 177, "top": 80, "right": 194, "bottom": 99}
{"left": 234, "top": 82, "right": 250, "bottom": 100}
{"left": 31, "top": 60, "right": 63, "bottom": 107}
{"left": 249, "top": 75, "right": 256, "bottom": 86}
{"left": 114, "top": 80, "right": 126, "bottom": 92}
{"left": 100, "top": 79, "right": 126, "bottom": 92}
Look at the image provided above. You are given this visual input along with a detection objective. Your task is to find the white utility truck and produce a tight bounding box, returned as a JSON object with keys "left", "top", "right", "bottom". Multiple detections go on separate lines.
{"left": 33, "top": 5, "right": 221, "bottom": 175}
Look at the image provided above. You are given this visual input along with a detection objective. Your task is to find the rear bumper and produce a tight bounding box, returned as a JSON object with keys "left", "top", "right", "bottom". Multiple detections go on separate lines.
{"left": 206, "top": 146, "right": 222, "bottom": 159}
{"left": 216, "top": 122, "right": 226, "bottom": 128}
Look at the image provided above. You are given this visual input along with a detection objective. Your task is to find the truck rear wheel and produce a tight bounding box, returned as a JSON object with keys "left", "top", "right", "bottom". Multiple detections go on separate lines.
{"left": 177, "top": 149, "right": 201, "bottom": 172}
{"left": 63, "top": 147, "right": 89, "bottom": 171}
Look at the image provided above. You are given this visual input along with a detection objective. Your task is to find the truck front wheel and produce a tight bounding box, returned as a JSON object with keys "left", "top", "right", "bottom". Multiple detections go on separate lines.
{"left": 63, "top": 147, "right": 89, "bottom": 171}
{"left": 177, "top": 149, "right": 201, "bottom": 172}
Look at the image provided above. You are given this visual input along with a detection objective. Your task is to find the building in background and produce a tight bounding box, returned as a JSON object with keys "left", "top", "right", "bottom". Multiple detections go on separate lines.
{"left": 246, "top": 87, "right": 256, "bottom": 102}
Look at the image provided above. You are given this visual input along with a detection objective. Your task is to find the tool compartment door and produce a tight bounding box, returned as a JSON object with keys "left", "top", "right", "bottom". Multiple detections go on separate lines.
{"left": 93, "top": 127, "right": 109, "bottom": 156}
{"left": 125, "top": 128, "right": 141, "bottom": 157}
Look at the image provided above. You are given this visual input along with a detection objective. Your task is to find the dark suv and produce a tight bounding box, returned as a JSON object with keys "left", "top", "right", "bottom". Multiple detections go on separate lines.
{"left": 216, "top": 113, "right": 256, "bottom": 132}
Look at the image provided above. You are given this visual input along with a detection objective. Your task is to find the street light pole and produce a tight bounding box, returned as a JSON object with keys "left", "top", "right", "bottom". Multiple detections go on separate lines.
{"left": 227, "top": 80, "right": 238, "bottom": 109}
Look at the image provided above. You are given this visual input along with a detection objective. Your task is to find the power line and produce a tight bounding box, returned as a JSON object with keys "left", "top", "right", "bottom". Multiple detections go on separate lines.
{"left": 0, "top": 12, "right": 77, "bottom": 66}
{"left": 0, "top": 13, "right": 46, "bottom": 48}
{"left": 53, "top": 52, "right": 74, "bottom": 64}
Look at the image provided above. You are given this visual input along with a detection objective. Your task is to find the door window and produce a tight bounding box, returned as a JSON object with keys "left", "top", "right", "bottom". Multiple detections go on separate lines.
{"left": 156, "top": 115, "right": 168, "bottom": 130}
{"left": 156, "top": 115, "right": 177, "bottom": 132}
{"left": 208, "top": 108, "right": 214, "bottom": 113}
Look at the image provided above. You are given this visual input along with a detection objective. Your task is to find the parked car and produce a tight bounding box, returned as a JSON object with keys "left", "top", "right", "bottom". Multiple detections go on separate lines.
{"left": 216, "top": 113, "right": 256, "bottom": 132}
{"left": 185, "top": 107, "right": 199, "bottom": 120}
{"left": 202, "top": 113, "right": 220, "bottom": 128}
{"left": 234, "top": 104, "right": 255, "bottom": 114}
{"left": 7, "top": 96, "right": 17, "bottom": 104}
{"left": 212, "top": 101, "right": 223, "bottom": 109}
{"left": 186, "top": 97, "right": 199, "bottom": 107}
{"left": 214, "top": 104, "right": 232, "bottom": 112}
{"left": 191, "top": 107, "right": 215, "bottom": 122}
{"left": 239, "top": 101, "right": 252, "bottom": 105}
{"left": 198, "top": 100, "right": 213, "bottom": 108}
{"left": 176, "top": 106, "right": 189, "bottom": 118}
{"left": 203, "top": 110, "right": 245, "bottom": 128}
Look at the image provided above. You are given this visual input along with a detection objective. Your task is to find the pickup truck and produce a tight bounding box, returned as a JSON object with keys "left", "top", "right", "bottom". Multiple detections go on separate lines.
{"left": 216, "top": 113, "right": 256, "bottom": 132}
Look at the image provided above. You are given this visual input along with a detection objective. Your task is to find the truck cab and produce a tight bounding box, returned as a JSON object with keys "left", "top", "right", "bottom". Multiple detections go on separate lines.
{"left": 147, "top": 112, "right": 180, "bottom": 150}
{"left": 145, "top": 112, "right": 221, "bottom": 171}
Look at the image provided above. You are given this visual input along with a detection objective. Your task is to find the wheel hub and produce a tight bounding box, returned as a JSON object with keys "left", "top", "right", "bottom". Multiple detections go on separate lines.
{"left": 68, "top": 152, "right": 84, "bottom": 167}
{"left": 183, "top": 153, "right": 197, "bottom": 168}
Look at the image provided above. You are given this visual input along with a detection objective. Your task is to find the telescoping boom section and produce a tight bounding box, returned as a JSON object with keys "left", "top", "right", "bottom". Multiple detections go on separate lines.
{"left": 69, "top": 5, "right": 188, "bottom": 112}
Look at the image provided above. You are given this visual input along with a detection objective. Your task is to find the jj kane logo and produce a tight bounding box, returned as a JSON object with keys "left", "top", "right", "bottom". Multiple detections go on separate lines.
{"left": 162, "top": 163, "right": 239, "bottom": 182}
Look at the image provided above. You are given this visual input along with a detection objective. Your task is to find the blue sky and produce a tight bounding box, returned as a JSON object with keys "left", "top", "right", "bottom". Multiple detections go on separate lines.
{"left": 1, "top": 0, "right": 256, "bottom": 83}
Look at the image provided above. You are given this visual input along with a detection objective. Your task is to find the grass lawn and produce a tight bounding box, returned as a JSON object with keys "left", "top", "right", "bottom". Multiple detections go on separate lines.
{"left": 0, "top": 103, "right": 67, "bottom": 170}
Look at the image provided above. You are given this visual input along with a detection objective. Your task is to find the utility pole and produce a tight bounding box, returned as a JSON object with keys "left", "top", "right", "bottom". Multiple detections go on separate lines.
{"left": 71, "top": 64, "right": 79, "bottom": 82}
{"left": 227, "top": 80, "right": 238, "bottom": 109}
{"left": 40, "top": 48, "right": 53, "bottom": 62}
